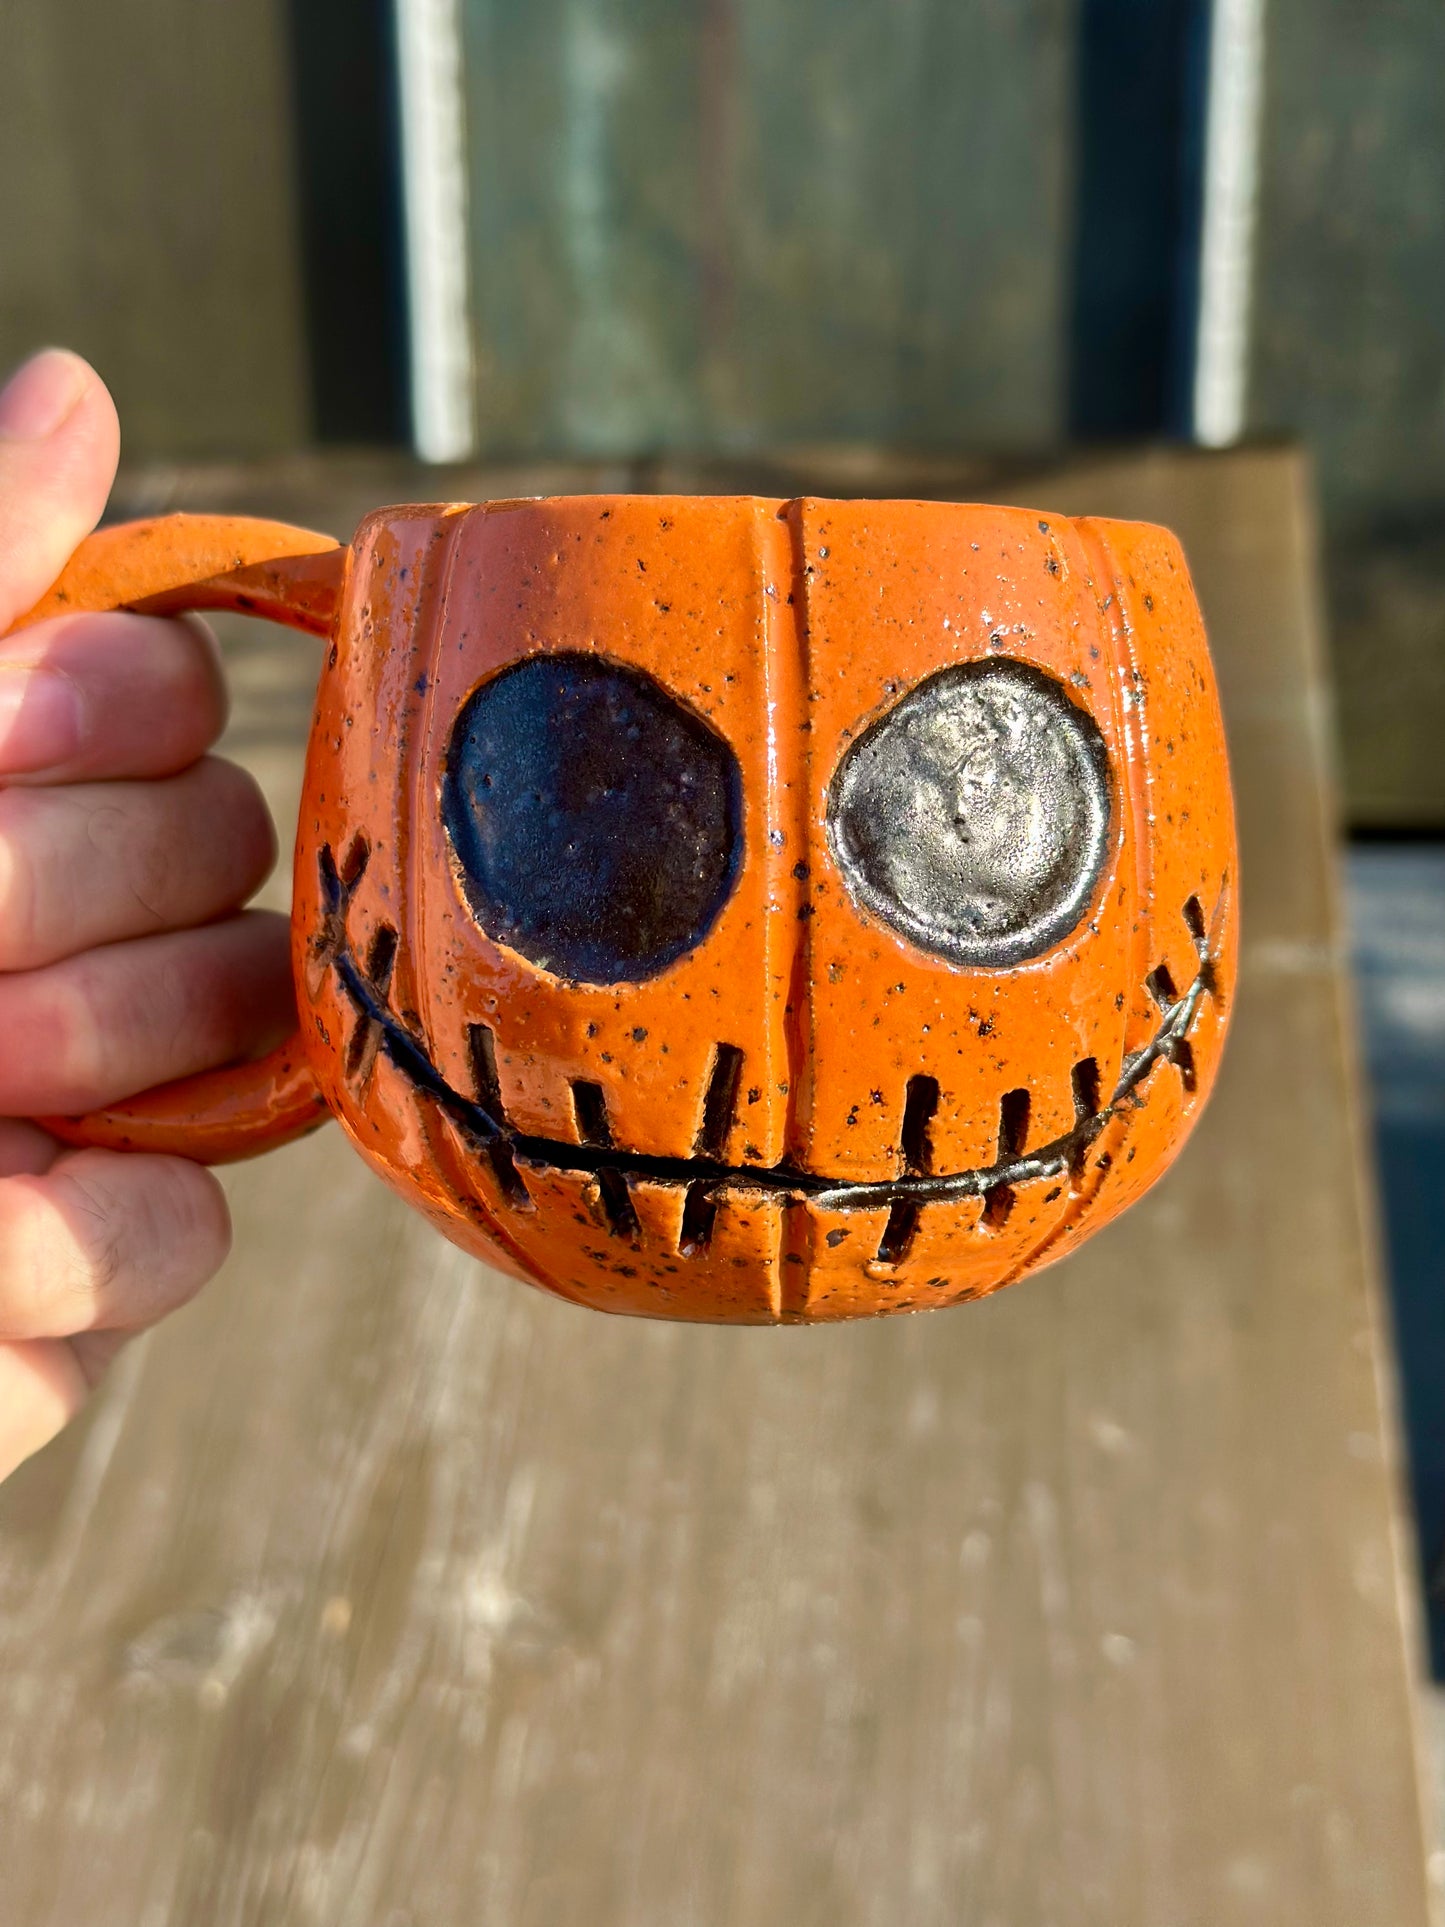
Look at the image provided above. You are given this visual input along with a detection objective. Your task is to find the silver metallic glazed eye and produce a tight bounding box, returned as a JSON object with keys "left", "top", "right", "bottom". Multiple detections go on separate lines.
{"left": 826, "top": 659, "right": 1113, "bottom": 968}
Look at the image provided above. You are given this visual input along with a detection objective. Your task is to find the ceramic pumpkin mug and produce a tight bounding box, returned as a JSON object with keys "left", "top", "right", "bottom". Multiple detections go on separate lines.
{"left": 9, "top": 497, "right": 1237, "bottom": 1323}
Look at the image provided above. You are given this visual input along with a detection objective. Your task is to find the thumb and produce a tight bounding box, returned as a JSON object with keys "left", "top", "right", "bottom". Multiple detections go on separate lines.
{"left": 0, "top": 350, "right": 121, "bottom": 632}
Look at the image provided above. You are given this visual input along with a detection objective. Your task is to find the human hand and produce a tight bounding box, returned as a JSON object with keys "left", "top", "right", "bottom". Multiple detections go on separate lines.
{"left": 0, "top": 349, "right": 294, "bottom": 1484}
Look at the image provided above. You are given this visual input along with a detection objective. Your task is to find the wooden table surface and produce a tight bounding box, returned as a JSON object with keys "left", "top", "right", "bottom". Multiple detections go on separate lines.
{"left": 0, "top": 447, "right": 1433, "bottom": 1926}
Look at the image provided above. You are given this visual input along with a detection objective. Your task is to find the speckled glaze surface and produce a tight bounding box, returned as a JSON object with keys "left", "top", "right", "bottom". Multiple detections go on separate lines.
{"left": 13, "top": 498, "right": 1238, "bottom": 1323}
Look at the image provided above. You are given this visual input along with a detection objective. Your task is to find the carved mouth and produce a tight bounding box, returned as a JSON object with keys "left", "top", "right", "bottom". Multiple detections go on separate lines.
{"left": 315, "top": 844, "right": 1219, "bottom": 1264}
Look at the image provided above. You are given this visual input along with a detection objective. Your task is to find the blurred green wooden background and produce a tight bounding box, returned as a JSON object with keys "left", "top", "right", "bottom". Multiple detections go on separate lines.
{"left": 1, "top": 0, "right": 1442, "bottom": 824}
{"left": 459, "top": 0, "right": 1076, "bottom": 455}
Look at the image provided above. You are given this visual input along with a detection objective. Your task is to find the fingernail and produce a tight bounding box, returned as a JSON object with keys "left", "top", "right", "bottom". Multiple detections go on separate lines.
{"left": 0, "top": 668, "right": 84, "bottom": 772}
{"left": 0, "top": 350, "right": 88, "bottom": 443}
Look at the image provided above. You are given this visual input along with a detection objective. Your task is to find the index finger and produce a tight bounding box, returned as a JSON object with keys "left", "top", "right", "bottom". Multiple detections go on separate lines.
{"left": 0, "top": 610, "right": 229, "bottom": 782}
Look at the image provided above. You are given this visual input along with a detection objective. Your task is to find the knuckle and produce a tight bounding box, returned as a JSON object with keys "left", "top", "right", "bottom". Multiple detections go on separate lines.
{"left": 66, "top": 936, "right": 226, "bottom": 1096}
{"left": 128, "top": 1158, "right": 231, "bottom": 1313}
{"left": 0, "top": 1183, "right": 46, "bottom": 1333}
{"left": 74, "top": 793, "right": 156, "bottom": 909}
{"left": 14, "top": 945, "right": 171, "bottom": 1114}
{"left": 90, "top": 799, "right": 174, "bottom": 929}
{"left": 0, "top": 1156, "right": 229, "bottom": 1341}
{"left": 197, "top": 758, "right": 277, "bottom": 877}
{"left": 0, "top": 790, "right": 47, "bottom": 965}
{"left": 0, "top": 1173, "right": 114, "bottom": 1335}
{"left": 47, "top": 1167, "right": 126, "bottom": 1301}
{"left": 155, "top": 614, "right": 229, "bottom": 738}
{"left": 36, "top": 960, "right": 110, "bottom": 1103}
{"left": 174, "top": 611, "right": 226, "bottom": 684}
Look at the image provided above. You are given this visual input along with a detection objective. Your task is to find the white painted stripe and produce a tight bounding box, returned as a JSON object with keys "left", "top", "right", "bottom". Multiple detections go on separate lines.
{"left": 1193, "top": 0, "right": 1267, "bottom": 448}
{"left": 395, "top": 0, "right": 476, "bottom": 461}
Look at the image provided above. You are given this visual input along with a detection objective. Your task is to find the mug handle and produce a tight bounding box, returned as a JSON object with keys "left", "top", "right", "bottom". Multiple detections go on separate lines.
{"left": 4, "top": 513, "right": 349, "bottom": 1164}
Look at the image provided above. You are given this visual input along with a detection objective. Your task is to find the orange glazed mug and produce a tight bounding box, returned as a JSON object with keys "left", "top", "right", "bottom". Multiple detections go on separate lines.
{"left": 10, "top": 498, "right": 1237, "bottom": 1323}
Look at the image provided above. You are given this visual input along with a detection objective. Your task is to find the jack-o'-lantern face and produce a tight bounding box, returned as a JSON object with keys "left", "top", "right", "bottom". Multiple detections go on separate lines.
{"left": 297, "top": 496, "right": 1236, "bottom": 1323}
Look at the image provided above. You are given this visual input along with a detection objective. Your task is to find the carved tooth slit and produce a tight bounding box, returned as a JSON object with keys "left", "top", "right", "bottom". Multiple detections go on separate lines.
{"left": 595, "top": 1172, "right": 641, "bottom": 1242}
{"left": 1182, "top": 893, "right": 1207, "bottom": 949}
{"left": 981, "top": 1186, "right": 1015, "bottom": 1230}
{"left": 340, "top": 832, "right": 371, "bottom": 890}
{"left": 571, "top": 1080, "right": 613, "bottom": 1148}
{"left": 679, "top": 1183, "right": 719, "bottom": 1255}
{"left": 311, "top": 845, "right": 351, "bottom": 976}
{"left": 899, "top": 1074, "right": 940, "bottom": 1174}
{"left": 1070, "top": 1057, "right": 1101, "bottom": 1122}
{"left": 344, "top": 1012, "right": 380, "bottom": 1082}
{"left": 366, "top": 923, "right": 398, "bottom": 992}
{"left": 876, "top": 1201, "right": 921, "bottom": 1266}
{"left": 485, "top": 1140, "right": 532, "bottom": 1210}
{"left": 1145, "top": 963, "right": 1179, "bottom": 1011}
{"left": 1172, "top": 1037, "right": 1198, "bottom": 1094}
{"left": 982, "top": 1087, "right": 1030, "bottom": 1230}
{"left": 465, "top": 1023, "right": 530, "bottom": 1207}
{"left": 677, "top": 1044, "right": 745, "bottom": 1252}
{"left": 1068, "top": 1057, "right": 1101, "bottom": 1185}
{"left": 571, "top": 1081, "right": 639, "bottom": 1241}
{"left": 467, "top": 1023, "right": 507, "bottom": 1125}
{"left": 874, "top": 1074, "right": 941, "bottom": 1265}
{"left": 696, "top": 1044, "right": 745, "bottom": 1158}
{"left": 344, "top": 922, "right": 399, "bottom": 1086}
{"left": 998, "top": 1087, "right": 1031, "bottom": 1159}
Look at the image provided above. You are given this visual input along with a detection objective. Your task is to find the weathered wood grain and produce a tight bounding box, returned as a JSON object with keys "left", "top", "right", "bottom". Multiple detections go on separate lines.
{"left": 0, "top": 449, "right": 1431, "bottom": 1925}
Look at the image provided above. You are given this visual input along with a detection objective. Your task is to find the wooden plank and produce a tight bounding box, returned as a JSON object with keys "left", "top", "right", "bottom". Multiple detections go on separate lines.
{"left": 0, "top": 448, "right": 1431, "bottom": 1923}
{"left": 0, "top": 0, "right": 310, "bottom": 456}
{"left": 459, "top": 0, "right": 1078, "bottom": 456}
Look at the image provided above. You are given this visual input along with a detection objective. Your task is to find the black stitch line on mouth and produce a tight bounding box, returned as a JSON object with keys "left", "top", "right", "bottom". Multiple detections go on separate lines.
{"left": 321, "top": 857, "right": 1216, "bottom": 1215}
{"left": 875, "top": 1074, "right": 940, "bottom": 1264}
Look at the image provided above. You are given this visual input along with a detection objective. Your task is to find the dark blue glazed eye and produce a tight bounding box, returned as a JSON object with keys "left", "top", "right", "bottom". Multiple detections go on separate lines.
{"left": 443, "top": 652, "right": 743, "bottom": 985}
